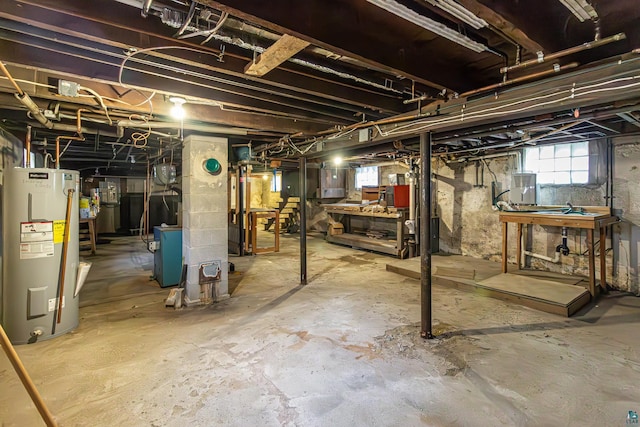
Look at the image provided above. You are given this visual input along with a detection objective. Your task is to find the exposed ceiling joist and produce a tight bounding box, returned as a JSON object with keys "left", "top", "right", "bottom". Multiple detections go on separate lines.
{"left": 198, "top": 0, "right": 475, "bottom": 91}
{"left": 244, "top": 34, "right": 310, "bottom": 77}
{"left": 454, "top": 0, "right": 545, "bottom": 54}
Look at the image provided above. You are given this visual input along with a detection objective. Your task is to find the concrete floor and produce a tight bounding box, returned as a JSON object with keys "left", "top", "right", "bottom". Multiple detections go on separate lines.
{"left": 1, "top": 232, "right": 640, "bottom": 426}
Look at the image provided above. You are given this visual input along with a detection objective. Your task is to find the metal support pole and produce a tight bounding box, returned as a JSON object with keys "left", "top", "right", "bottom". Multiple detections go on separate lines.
{"left": 238, "top": 165, "right": 245, "bottom": 256}
{"left": 299, "top": 157, "right": 307, "bottom": 285}
{"left": 420, "top": 132, "right": 434, "bottom": 339}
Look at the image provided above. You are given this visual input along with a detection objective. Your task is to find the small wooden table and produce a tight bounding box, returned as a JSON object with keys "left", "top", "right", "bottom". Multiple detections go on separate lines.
{"left": 79, "top": 217, "right": 97, "bottom": 255}
{"left": 499, "top": 207, "right": 617, "bottom": 297}
{"left": 247, "top": 209, "right": 280, "bottom": 254}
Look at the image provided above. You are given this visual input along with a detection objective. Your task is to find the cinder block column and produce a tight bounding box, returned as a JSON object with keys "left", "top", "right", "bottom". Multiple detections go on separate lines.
{"left": 182, "top": 135, "right": 229, "bottom": 304}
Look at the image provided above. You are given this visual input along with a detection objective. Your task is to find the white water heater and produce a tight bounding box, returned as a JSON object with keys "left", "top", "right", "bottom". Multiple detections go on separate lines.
{"left": 1, "top": 167, "right": 80, "bottom": 344}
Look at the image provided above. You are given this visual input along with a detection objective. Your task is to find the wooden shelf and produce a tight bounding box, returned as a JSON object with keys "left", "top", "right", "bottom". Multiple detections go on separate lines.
{"left": 327, "top": 232, "right": 400, "bottom": 256}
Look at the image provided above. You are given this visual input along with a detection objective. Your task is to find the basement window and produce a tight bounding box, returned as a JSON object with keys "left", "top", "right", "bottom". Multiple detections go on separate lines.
{"left": 355, "top": 166, "right": 379, "bottom": 189}
{"left": 524, "top": 141, "right": 591, "bottom": 185}
{"left": 272, "top": 171, "right": 282, "bottom": 192}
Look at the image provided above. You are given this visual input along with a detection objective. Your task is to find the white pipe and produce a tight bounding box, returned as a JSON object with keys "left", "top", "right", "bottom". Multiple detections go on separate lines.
{"left": 116, "top": 120, "right": 248, "bottom": 135}
{"left": 409, "top": 174, "right": 415, "bottom": 221}
{"left": 522, "top": 249, "right": 561, "bottom": 263}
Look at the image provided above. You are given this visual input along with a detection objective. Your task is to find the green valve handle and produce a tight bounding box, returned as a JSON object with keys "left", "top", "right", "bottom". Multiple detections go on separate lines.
{"left": 203, "top": 158, "right": 221, "bottom": 175}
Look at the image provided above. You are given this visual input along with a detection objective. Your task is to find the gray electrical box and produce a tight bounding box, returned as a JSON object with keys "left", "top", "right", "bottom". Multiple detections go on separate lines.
{"left": 510, "top": 173, "right": 536, "bottom": 205}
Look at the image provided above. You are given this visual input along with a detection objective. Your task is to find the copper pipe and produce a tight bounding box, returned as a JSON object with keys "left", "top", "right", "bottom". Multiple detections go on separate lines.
{"left": 75, "top": 108, "right": 90, "bottom": 135}
{"left": 56, "top": 189, "right": 74, "bottom": 325}
{"left": 500, "top": 33, "right": 626, "bottom": 74}
{"left": 55, "top": 135, "right": 85, "bottom": 169}
{"left": 0, "top": 62, "right": 24, "bottom": 95}
{"left": 462, "top": 62, "right": 579, "bottom": 98}
{"left": 0, "top": 324, "right": 58, "bottom": 426}
{"left": 55, "top": 108, "right": 89, "bottom": 168}
{"left": 25, "top": 125, "right": 31, "bottom": 168}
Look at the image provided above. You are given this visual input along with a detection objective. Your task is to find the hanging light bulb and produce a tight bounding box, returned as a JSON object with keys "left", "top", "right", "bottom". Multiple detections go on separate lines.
{"left": 333, "top": 156, "right": 342, "bottom": 166}
{"left": 169, "top": 96, "right": 186, "bottom": 120}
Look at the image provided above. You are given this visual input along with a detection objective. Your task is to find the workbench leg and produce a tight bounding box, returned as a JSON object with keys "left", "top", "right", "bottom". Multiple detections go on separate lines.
{"left": 587, "top": 229, "right": 596, "bottom": 297}
{"left": 397, "top": 217, "right": 403, "bottom": 258}
{"left": 516, "top": 223, "right": 523, "bottom": 270}
{"left": 599, "top": 226, "right": 607, "bottom": 293}
{"left": 250, "top": 213, "right": 257, "bottom": 254}
{"left": 501, "top": 222, "right": 508, "bottom": 273}
{"left": 88, "top": 219, "right": 96, "bottom": 255}
{"left": 274, "top": 211, "right": 280, "bottom": 252}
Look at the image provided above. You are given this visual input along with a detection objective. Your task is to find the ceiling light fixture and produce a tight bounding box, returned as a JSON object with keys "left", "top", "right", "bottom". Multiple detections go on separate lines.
{"left": 169, "top": 96, "right": 186, "bottom": 120}
{"left": 558, "top": 0, "right": 598, "bottom": 22}
{"left": 333, "top": 156, "right": 343, "bottom": 166}
{"left": 424, "top": 0, "right": 487, "bottom": 29}
{"left": 367, "top": 0, "right": 488, "bottom": 53}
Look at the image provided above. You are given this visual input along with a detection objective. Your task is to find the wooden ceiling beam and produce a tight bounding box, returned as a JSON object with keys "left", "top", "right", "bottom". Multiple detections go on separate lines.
{"left": 245, "top": 34, "right": 310, "bottom": 77}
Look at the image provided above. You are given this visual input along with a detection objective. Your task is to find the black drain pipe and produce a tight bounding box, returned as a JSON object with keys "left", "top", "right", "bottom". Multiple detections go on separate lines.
{"left": 420, "top": 132, "right": 434, "bottom": 339}
{"left": 299, "top": 157, "right": 307, "bottom": 285}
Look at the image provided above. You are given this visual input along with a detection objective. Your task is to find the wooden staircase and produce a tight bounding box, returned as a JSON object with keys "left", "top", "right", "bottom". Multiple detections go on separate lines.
{"left": 265, "top": 195, "right": 300, "bottom": 232}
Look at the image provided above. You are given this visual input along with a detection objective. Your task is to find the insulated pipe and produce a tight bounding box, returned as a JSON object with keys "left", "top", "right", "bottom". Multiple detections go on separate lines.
{"left": 500, "top": 33, "right": 626, "bottom": 74}
{"left": 0, "top": 324, "right": 58, "bottom": 427}
{"left": 420, "top": 132, "right": 433, "bottom": 339}
{"left": 25, "top": 125, "right": 31, "bottom": 168}
{"left": 175, "top": 0, "right": 197, "bottom": 36}
{"left": 14, "top": 93, "right": 54, "bottom": 129}
{"left": 299, "top": 157, "right": 308, "bottom": 285}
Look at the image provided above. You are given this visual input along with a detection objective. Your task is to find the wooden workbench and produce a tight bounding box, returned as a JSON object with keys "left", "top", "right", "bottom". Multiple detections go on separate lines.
{"left": 323, "top": 204, "right": 409, "bottom": 258}
{"left": 499, "top": 207, "right": 617, "bottom": 297}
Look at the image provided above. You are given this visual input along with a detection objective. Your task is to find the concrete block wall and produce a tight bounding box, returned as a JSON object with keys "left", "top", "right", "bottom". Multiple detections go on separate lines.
{"left": 182, "top": 135, "right": 229, "bottom": 303}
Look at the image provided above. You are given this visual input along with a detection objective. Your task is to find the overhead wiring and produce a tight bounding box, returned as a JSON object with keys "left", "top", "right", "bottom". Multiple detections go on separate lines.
{"left": 127, "top": 114, "right": 151, "bottom": 147}
{"left": 350, "top": 72, "right": 640, "bottom": 140}
{"left": 117, "top": 44, "right": 232, "bottom": 116}
{"left": 79, "top": 85, "right": 113, "bottom": 125}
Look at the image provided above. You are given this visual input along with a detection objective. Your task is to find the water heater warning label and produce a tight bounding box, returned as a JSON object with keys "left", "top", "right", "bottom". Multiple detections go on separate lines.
{"left": 20, "top": 221, "right": 55, "bottom": 259}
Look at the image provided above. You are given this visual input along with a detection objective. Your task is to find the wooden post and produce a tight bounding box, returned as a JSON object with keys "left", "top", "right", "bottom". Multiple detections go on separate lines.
{"left": 599, "top": 226, "right": 607, "bottom": 293}
{"left": 502, "top": 221, "right": 508, "bottom": 273}
{"left": 299, "top": 157, "right": 307, "bottom": 285}
{"left": 0, "top": 324, "right": 58, "bottom": 426}
{"left": 587, "top": 229, "right": 596, "bottom": 296}
{"left": 516, "top": 223, "right": 523, "bottom": 270}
